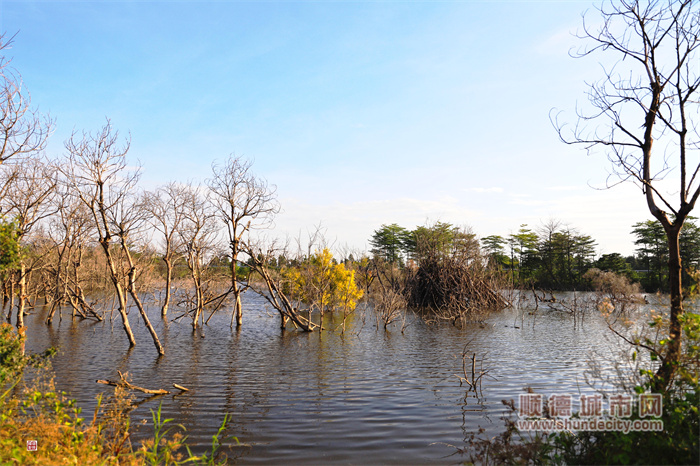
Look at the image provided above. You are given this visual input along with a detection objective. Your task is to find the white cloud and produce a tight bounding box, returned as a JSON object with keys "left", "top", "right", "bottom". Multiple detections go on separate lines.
{"left": 546, "top": 185, "right": 582, "bottom": 192}
{"left": 509, "top": 195, "right": 546, "bottom": 207}
{"left": 468, "top": 187, "right": 503, "bottom": 193}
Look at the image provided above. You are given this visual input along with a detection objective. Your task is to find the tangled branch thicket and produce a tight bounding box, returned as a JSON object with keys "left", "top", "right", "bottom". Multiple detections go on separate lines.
{"left": 405, "top": 232, "right": 510, "bottom": 323}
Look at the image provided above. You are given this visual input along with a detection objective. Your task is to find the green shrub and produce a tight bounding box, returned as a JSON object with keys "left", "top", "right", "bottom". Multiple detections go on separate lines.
{"left": 0, "top": 218, "right": 19, "bottom": 273}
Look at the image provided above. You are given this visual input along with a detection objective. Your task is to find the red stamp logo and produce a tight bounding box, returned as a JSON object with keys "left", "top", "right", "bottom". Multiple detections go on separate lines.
{"left": 27, "top": 440, "right": 37, "bottom": 451}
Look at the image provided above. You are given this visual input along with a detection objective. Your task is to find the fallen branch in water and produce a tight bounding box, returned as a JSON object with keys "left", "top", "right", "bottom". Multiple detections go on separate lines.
{"left": 171, "top": 286, "right": 236, "bottom": 324}
{"left": 96, "top": 371, "right": 189, "bottom": 395}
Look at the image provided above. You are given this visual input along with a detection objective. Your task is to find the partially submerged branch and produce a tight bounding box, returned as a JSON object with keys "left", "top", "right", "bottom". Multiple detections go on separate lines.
{"left": 245, "top": 241, "right": 320, "bottom": 332}
{"left": 96, "top": 371, "right": 189, "bottom": 395}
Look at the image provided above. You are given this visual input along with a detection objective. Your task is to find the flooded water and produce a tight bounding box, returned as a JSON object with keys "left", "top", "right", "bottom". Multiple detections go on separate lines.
{"left": 22, "top": 292, "right": 669, "bottom": 464}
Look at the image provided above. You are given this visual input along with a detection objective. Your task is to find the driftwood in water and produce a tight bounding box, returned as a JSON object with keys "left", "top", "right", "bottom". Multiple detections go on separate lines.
{"left": 97, "top": 370, "right": 188, "bottom": 395}
{"left": 66, "top": 283, "right": 104, "bottom": 321}
{"left": 171, "top": 286, "right": 235, "bottom": 324}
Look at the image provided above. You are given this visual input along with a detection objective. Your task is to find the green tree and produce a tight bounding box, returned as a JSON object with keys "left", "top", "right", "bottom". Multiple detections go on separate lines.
{"left": 633, "top": 217, "right": 700, "bottom": 293}
{"left": 0, "top": 219, "right": 19, "bottom": 273}
{"left": 369, "top": 224, "right": 410, "bottom": 265}
{"left": 632, "top": 219, "right": 668, "bottom": 291}
{"left": 506, "top": 221, "right": 597, "bottom": 289}
{"left": 481, "top": 235, "right": 509, "bottom": 269}
{"left": 508, "top": 225, "right": 538, "bottom": 286}
{"left": 535, "top": 220, "right": 562, "bottom": 288}
{"left": 535, "top": 224, "right": 596, "bottom": 289}
{"left": 410, "top": 222, "right": 478, "bottom": 264}
{"left": 572, "top": 234, "right": 597, "bottom": 282}
{"left": 595, "top": 253, "right": 635, "bottom": 280}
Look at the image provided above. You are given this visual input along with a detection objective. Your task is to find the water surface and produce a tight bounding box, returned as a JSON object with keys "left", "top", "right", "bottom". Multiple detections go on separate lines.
{"left": 23, "top": 291, "right": 665, "bottom": 464}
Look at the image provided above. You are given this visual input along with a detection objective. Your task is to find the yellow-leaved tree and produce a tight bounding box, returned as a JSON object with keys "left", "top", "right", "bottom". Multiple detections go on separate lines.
{"left": 285, "top": 248, "right": 363, "bottom": 317}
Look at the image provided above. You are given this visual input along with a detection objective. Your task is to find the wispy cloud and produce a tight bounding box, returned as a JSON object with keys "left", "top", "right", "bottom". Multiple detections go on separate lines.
{"left": 467, "top": 187, "right": 503, "bottom": 193}
{"left": 509, "top": 194, "right": 545, "bottom": 207}
{"left": 546, "top": 185, "right": 582, "bottom": 192}
{"left": 535, "top": 25, "right": 579, "bottom": 56}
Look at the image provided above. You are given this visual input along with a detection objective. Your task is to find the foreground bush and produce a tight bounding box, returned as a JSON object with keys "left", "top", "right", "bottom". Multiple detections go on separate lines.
{"left": 0, "top": 323, "right": 234, "bottom": 465}
{"left": 463, "top": 313, "right": 699, "bottom": 465}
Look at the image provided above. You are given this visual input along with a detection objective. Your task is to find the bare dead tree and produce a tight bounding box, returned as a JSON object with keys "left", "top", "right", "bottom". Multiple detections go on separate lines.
{"left": 110, "top": 188, "right": 165, "bottom": 355}
{"left": 44, "top": 182, "right": 99, "bottom": 324}
{"left": 584, "top": 268, "right": 646, "bottom": 318}
{"left": 0, "top": 156, "right": 57, "bottom": 328}
{"left": 553, "top": 0, "right": 700, "bottom": 390}
{"left": 373, "top": 278, "right": 407, "bottom": 330}
{"left": 355, "top": 256, "right": 376, "bottom": 300}
{"left": 245, "top": 240, "right": 319, "bottom": 332}
{"left": 143, "top": 182, "right": 188, "bottom": 317}
{"left": 62, "top": 121, "right": 163, "bottom": 355}
{"left": 0, "top": 33, "right": 53, "bottom": 166}
{"left": 177, "top": 183, "right": 219, "bottom": 329}
{"left": 0, "top": 34, "right": 53, "bottom": 326}
{"left": 454, "top": 341, "right": 491, "bottom": 399}
{"left": 208, "top": 155, "right": 280, "bottom": 328}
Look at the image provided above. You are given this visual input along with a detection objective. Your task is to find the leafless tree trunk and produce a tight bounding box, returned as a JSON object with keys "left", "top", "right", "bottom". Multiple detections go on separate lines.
{"left": 178, "top": 183, "right": 219, "bottom": 329}
{"left": 118, "top": 224, "right": 164, "bottom": 355}
{"left": 44, "top": 180, "right": 99, "bottom": 324}
{"left": 143, "top": 182, "right": 188, "bottom": 317}
{"left": 5, "top": 279, "right": 14, "bottom": 323}
{"left": 208, "top": 155, "right": 279, "bottom": 328}
{"left": 62, "top": 121, "right": 164, "bottom": 354}
{"left": 554, "top": 0, "right": 700, "bottom": 390}
{"left": 109, "top": 190, "right": 164, "bottom": 353}
{"left": 0, "top": 156, "right": 57, "bottom": 328}
{"left": 0, "top": 36, "right": 53, "bottom": 330}
{"left": 63, "top": 126, "right": 135, "bottom": 347}
{"left": 245, "top": 240, "right": 318, "bottom": 332}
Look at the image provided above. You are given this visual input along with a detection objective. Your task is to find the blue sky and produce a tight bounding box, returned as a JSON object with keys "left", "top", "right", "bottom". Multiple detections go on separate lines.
{"left": 0, "top": 0, "right": 656, "bottom": 256}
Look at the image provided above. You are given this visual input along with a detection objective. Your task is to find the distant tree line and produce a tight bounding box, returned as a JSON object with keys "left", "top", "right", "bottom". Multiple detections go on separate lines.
{"left": 369, "top": 221, "right": 477, "bottom": 267}
{"left": 369, "top": 218, "right": 700, "bottom": 293}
